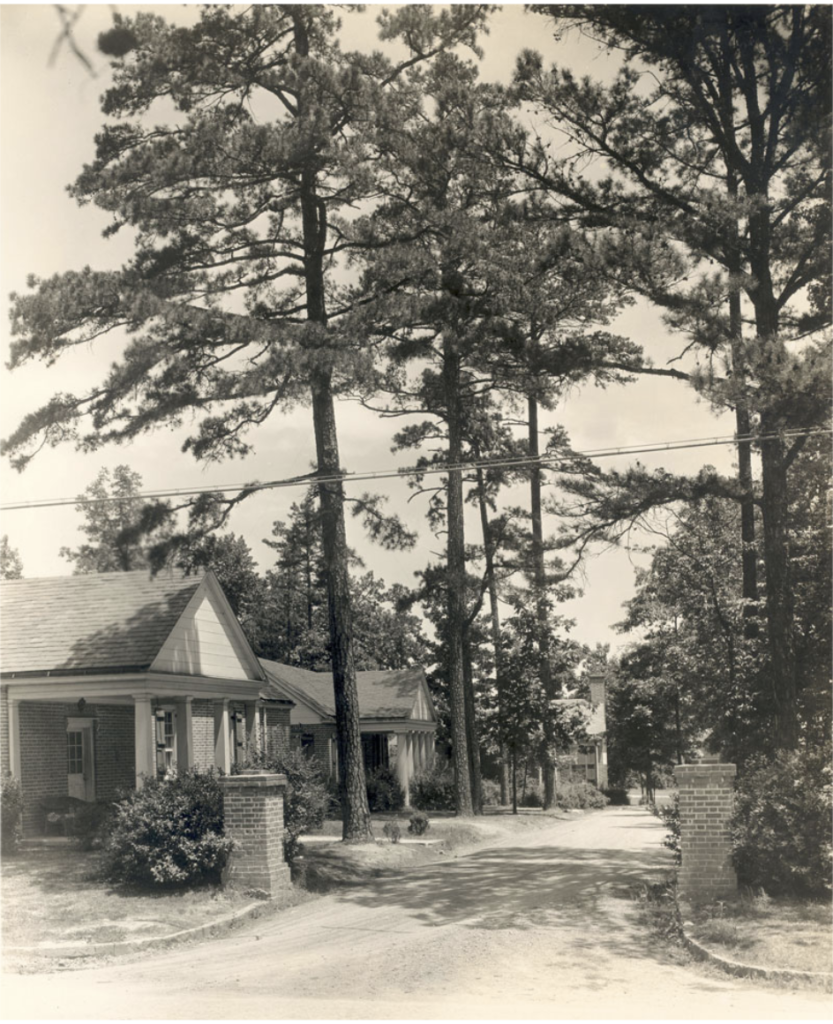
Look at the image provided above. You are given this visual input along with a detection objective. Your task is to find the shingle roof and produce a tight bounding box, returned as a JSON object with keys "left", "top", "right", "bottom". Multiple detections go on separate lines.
{"left": 259, "top": 658, "right": 427, "bottom": 720}
{"left": 0, "top": 571, "right": 204, "bottom": 676}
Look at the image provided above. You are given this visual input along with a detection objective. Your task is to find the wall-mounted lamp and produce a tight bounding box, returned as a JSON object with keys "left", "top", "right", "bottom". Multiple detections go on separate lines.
{"left": 76, "top": 698, "right": 87, "bottom": 714}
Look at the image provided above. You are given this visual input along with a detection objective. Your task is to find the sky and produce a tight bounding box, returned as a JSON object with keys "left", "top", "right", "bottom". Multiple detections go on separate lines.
{"left": 0, "top": 3, "right": 738, "bottom": 655}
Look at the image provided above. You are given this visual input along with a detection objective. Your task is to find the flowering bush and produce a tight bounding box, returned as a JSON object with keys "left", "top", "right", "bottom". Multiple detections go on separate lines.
{"left": 103, "top": 769, "right": 233, "bottom": 886}
{"left": 732, "top": 743, "right": 832, "bottom": 896}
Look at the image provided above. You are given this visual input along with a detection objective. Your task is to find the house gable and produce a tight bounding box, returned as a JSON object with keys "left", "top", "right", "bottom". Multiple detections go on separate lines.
{"left": 411, "top": 675, "right": 436, "bottom": 722}
{"left": 151, "top": 573, "right": 264, "bottom": 681}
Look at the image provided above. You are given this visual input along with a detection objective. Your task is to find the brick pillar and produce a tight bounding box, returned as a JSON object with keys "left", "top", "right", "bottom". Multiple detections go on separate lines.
{"left": 220, "top": 773, "right": 291, "bottom": 895}
{"left": 674, "top": 760, "right": 737, "bottom": 901}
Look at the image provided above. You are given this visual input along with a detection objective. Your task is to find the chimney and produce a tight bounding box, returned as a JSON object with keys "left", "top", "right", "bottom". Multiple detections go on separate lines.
{"left": 588, "top": 673, "right": 605, "bottom": 707}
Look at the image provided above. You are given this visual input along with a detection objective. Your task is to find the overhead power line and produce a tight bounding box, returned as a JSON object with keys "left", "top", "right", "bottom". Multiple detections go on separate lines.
{"left": 1, "top": 427, "right": 829, "bottom": 513}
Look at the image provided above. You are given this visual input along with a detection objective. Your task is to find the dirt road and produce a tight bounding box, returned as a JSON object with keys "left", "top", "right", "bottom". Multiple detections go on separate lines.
{"left": 2, "top": 806, "right": 830, "bottom": 1020}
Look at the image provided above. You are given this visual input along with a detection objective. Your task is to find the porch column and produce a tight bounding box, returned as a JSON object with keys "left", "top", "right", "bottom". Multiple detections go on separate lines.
{"left": 7, "top": 698, "right": 21, "bottom": 780}
{"left": 133, "top": 695, "right": 155, "bottom": 787}
{"left": 175, "top": 697, "right": 193, "bottom": 771}
{"left": 393, "top": 732, "right": 408, "bottom": 799}
{"left": 244, "top": 702, "right": 260, "bottom": 759}
{"left": 214, "top": 700, "right": 231, "bottom": 773}
{"left": 415, "top": 732, "right": 424, "bottom": 772}
{"left": 424, "top": 732, "right": 434, "bottom": 771}
{"left": 403, "top": 733, "right": 414, "bottom": 806}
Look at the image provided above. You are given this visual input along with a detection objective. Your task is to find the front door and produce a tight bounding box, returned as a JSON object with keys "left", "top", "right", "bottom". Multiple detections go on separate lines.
{"left": 66, "top": 719, "right": 95, "bottom": 801}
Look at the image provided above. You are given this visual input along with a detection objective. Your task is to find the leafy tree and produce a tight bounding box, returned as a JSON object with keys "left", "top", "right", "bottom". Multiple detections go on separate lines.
{"left": 616, "top": 496, "right": 772, "bottom": 765}
{"left": 476, "top": 221, "right": 638, "bottom": 808}
{"left": 60, "top": 465, "right": 158, "bottom": 573}
{"left": 488, "top": 605, "right": 589, "bottom": 813}
{"left": 252, "top": 491, "right": 429, "bottom": 671}
{"left": 514, "top": 5, "right": 832, "bottom": 748}
{"left": 351, "top": 56, "right": 523, "bottom": 814}
{"left": 0, "top": 536, "right": 23, "bottom": 580}
{"left": 4, "top": 6, "right": 489, "bottom": 840}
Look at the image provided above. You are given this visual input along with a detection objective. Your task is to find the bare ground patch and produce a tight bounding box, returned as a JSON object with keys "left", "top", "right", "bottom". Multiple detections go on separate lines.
{"left": 0, "top": 842, "right": 310, "bottom": 956}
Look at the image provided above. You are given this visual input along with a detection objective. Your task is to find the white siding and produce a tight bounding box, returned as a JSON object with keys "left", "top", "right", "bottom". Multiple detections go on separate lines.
{"left": 289, "top": 701, "right": 325, "bottom": 725}
{"left": 412, "top": 683, "right": 433, "bottom": 721}
{"left": 151, "top": 590, "right": 253, "bottom": 680}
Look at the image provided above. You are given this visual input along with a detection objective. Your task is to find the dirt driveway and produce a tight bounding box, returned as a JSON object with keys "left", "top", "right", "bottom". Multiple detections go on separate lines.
{"left": 2, "top": 806, "right": 830, "bottom": 1020}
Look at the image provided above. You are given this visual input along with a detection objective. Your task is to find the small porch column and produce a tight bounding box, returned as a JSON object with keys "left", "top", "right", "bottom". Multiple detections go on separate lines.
{"left": 214, "top": 700, "right": 231, "bottom": 773}
{"left": 133, "top": 695, "right": 155, "bottom": 787}
{"left": 393, "top": 732, "right": 408, "bottom": 802}
{"left": 7, "top": 698, "right": 21, "bottom": 780}
{"left": 424, "top": 731, "right": 435, "bottom": 770}
{"left": 175, "top": 697, "right": 194, "bottom": 771}
{"left": 402, "top": 733, "right": 414, "bottom": 806}
{"left": 244, "top": 702, "right": 260, "bottom": 759}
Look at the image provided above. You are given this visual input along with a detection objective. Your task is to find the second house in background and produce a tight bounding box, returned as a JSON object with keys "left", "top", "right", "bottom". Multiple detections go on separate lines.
{"left": 262, "top": 660, "right": 437, "bottom": 806}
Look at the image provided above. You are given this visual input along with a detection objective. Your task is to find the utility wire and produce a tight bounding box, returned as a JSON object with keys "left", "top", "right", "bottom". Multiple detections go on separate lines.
{"left": 1, "top": 427, "right": 829, "bottom": 513}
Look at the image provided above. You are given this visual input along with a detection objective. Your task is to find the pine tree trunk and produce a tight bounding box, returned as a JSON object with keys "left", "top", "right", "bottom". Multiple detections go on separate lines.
{"left": 759, "top": 418, "right": 798, "bottom": 750}
{"left": 462, "top": 632, "right": 483, "bottom": 814}
{"left": 528, "top": 396, "right": 557, "bottom": 808}
{"left": 476, "top": 467, "right": 509, "bottom": 805}
{"left": 726, "top": 164, "right": 760, "bottom": 636}
{"left": 442, "top": 339, "right": 474, "bottom": 816}
{"left": 293, "top": 8, "right": 372, "bottom": 839}
{"left": 311, "top": 376, "right": 374, "bottom": 842}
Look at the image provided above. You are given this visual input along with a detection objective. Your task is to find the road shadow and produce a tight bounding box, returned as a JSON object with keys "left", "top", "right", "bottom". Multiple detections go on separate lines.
{"left": 336, "top": 839, "right": 674, "bottom": 954}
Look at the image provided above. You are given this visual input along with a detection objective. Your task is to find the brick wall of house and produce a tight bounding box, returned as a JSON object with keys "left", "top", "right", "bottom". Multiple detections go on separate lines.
{"left": 19, "top": 703, "right": 71, "bottom": 834}
{"left": 289, "top": 721, "right": 336, "bottom": 775}
{"left": 264, "top": 705, "right": 292, "bottom": 760}
{"left": 17, "top": 702, "right": 135, "bottom": 835}
{"left": 94, "top": 705, "right": 135, "bottom": 799}
{"left": 0, "top": 687, "right": 9, "bottom": 777}
{"left": 192, "top": 699, "right": 215, "bottom": 769}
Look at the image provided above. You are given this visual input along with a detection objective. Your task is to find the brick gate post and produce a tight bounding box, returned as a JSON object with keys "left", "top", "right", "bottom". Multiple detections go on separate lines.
{"left": 673, "top": 760, "right": 737, "bottom": 901}
{"left": 221, "top": 773, "right": 291, "bottom": 895}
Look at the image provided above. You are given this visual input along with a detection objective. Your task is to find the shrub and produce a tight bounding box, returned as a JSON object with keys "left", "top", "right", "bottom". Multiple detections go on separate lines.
{"left": 654, "top": 793, "right": 681, "bottom": 862}
{"left": 519, "top": 784, "right": 543, "bottom": 808}
{"left": 408, "top": 811, "right": 430, "bottom": 836}
{"left": 1, "top": 774, "right": 23, "bottom": 855}
{"left": 604, "top": 788, "right": 631, "bottom": 806}
{"left": 366, "top": 766, "right": 405, "bottom": 813}
{"left": 382, "top": 821, "right": 401, "bottom": 844}
{"left": 73, "top": 800, "right": 116, "bottom": 851}
{"left": 480, "top": 778, "right": 502, "bottom": 806}
{"left": 103, "top": 769, "right": 233, "bottom": 887}
{"left": 411, "top": 765, "right": 455, "bottom": 811}
{"left": 555, "top": 780, "right": 608, "bottom": 810}
{"left": 732, "top": 743, "right": 832, "bottom": 897}
{"left": 234, "top": 749, "right": 329, "bottom": 863}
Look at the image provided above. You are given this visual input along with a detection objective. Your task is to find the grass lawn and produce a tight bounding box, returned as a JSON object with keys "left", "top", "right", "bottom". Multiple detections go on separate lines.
{"left": 296, "top": 807, "right": 575, "bottom": 889}
{"left": 1, "top": 842, "right": 310, "bottom": 952}
{"left": 688, "top": 893, "right": 833, "bottom": 975}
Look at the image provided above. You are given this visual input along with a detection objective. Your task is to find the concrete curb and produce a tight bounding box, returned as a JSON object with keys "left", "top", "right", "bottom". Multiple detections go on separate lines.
{"left": 4, "top": 898, "right": 277, "bottom": 960}
{"left": 677, "top": 899, "right": 833, "bottom": 991}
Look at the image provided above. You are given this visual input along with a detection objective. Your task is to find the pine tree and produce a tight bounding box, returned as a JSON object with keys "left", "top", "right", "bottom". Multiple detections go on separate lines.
{"left": 4, "top": 6, "right": 489, "bottom": 839}
{"left": 515, "top": 6, "right": 832, "bottom": 747}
